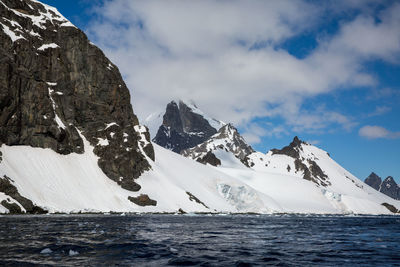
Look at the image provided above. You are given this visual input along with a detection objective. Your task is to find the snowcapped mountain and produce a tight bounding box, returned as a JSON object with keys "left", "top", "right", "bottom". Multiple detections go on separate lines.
{"left": 0, "top": 0, "right": 399, "bottom": 215}
{"left": 365, "top": 172, "right": 400, "bottom": 200}
{"left": 149, "top": 100, "right": 400, "bottom": 214}
{"left": 151, "top": 100, "right": 225, "bottom": 153}
{"left": 182, "top": 123, "right": 254, "bottom": 167}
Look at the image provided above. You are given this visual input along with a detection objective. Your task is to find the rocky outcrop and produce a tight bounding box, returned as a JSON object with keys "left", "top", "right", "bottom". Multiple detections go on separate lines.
{"left": 196, "top": 151, "right": 221, "bottom": 167}
{"left": 186, "top": 191, "right": 208, "bottom": 209}
{"left": 153, "top": 100, "right": 224, "bottom": 153}
{"left": 270, "top": 136, "right": 331, "bottom": 186}
{"left": 271, "top": 136, "right": 304, "bottom": 158}
{"left": 128, "top": 194, "right": 157, "bottom": 206}
{"left": 365, "top": 173, "right": 400, "bottom": 200}
{"left": 364, "top": 172, "right": 382, "bottom": 191}
{"left": 382, "top": 202, "right": 399, "bottom": 213}
{"left": 380, "top": 177, "right": 400, "bottom": 200}
{"left": 0, "top": 0, "right": 153, "bottom": 193}
{"left": 0, "top": 175, "right": 46, "bottom": 214}
{"left": 182, "top": 123, "right": 255, "bottom": 167}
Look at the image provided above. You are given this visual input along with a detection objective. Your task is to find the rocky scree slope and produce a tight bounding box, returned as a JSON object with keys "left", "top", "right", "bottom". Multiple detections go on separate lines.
{"left": 153, "top": 100, "right": 224, "bottom": 153}
{"left": 0, "top": 0, "right": 154, "bottom": 212}
{"left": 365, "top": 172, "right": 400, "bottom": 200}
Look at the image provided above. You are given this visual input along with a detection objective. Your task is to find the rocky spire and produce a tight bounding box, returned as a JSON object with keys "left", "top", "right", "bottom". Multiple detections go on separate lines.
{"left": 364, "top": 173, "right": 400, "bottom": 200}
{"left": 364, "top": 172, "right": 382, "bottom": 191}
{"left": 153, "top": 100, "right": 224, "bottom": 153}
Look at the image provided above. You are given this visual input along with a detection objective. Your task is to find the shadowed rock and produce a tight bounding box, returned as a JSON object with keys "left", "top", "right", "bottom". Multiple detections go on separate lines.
{"left": 364, "top": 172, "right": 382, "bottom": 191}
{"left": 0, "top": 0, "right": 154, "bottom": 191}
{"left": 365, "top": 173, "right": 400, "bottom": 200}
{"left": 153, "top": 100, "right": 221, "bottom": 153}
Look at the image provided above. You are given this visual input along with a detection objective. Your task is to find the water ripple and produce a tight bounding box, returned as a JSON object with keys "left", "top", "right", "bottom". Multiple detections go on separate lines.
{"left": 0, "top": 214, "right": 399, "bottom": 266}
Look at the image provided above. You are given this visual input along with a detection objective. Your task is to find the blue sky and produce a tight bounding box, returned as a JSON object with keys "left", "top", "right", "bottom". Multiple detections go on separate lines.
{"left": 42, "top": 0, "right": 400, "bottom": 182}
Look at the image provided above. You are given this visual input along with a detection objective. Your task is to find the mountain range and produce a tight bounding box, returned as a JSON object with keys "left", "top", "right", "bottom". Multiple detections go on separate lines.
{"left": 0, "top": 0, "right": 399, "bottom": 215}
{"left": 364, "top": 172, "right": 400, "bottom": 200}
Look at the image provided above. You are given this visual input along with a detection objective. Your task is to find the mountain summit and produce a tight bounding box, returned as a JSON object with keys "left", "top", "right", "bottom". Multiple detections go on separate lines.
{"left": 153, "top": 100, "right": 224, "bottom": 153}
{"left": 182, "top": 123, "right": 255, "bottom": 167}
{"left": 365, "top": 173, "right": 400, "bottom": 200}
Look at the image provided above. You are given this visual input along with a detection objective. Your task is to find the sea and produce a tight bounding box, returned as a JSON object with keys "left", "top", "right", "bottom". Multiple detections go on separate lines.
{"left": 0, "top": 214, "right": 399, "bottom": 266}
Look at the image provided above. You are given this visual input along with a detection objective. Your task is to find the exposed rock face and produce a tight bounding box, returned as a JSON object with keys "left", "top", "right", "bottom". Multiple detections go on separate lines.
{"left": 364, "top": 172, "right": 382, "bottom": 191}
{"left": 382, "top": 202, "right": 399, "bottom": 213}
{"left": 0, "top": 175, "right": 46, "bottom": 214}
{"left": 270, "top": 136, "right": 304, "bottom": 158}
{"left": 0, "top": 0, "right": 154, "bottom": 194}
{"left": 153, "top": 100, "right": 224, "bottom": 153}
{"left": 365, "top": 173, "right": 400, "bottom": 200}
{"left": 128, "top": 194, "right": 157, "bottom": 207}
{"left": 380, "top": 177, "right": 400, "bottom": 200}
{"left": 270, "top": 136, "right": 331, "bottom": 186}
{"left": 186, "top": 191, "right": 208, "bottom": 209}
{"left": 182, "top": 123, "right": 255, "bottom": 167}
{"left": 196, "top": 151, "right": 221, "bottom": 167}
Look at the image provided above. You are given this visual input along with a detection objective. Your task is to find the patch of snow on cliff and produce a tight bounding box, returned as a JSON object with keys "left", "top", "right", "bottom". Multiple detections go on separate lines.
{"left": 37, "top": 43, "right": 59, "bottom": 51}
{"left": 47, "top": 86, "right": 66, "bottom": 129}
{"left": 0, "top": 22, "right": 26, "bottom": 42}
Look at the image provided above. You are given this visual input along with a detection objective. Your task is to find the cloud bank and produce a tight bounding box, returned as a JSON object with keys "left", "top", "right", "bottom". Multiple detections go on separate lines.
{"left": 86, "top": 0, "right": 400, "bottom": 142}
{"left": 359, "top": 125, "right": 400, "bottom": 139}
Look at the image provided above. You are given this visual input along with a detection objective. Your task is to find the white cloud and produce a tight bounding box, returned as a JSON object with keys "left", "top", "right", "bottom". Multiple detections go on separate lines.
{"left": 316, "top": 3, "right": 400, "bottom": 63}
{"left": 86, "top": 0, "right": 400, "bottom": 139}
{"left": 359, "top": 125, "right": 400, "bottom": 139}
{"left": 307, "top": 140, "right": 321, "bottom": 145}
{"left": 367, "top": 106, "right": 392, "bottom": 117}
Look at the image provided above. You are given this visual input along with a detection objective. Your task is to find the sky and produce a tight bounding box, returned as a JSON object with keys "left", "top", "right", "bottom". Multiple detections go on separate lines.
{"left": 41, "top": 0, "right": 400, "bottom": 182}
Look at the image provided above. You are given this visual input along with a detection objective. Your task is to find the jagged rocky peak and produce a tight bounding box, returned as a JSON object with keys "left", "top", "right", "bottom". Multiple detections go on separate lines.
{"left": 182, "top": 123, "right": 255, "bottom": 167}
{"left": 364, "top": 172, "right": 382, "bottom": 191}
{"left": 381, "top": 176, "right": 400, "bottom": 200}
{"left": 270, "top": 136, "right": 306, "bottom": 158}
{"left": 365, "top": 173, "right": 400, "bottom": 201}
{"left": 0, "top": 0, "right": 154, "bottom": 193}
{"left": 153, "top": 99, "right": 225, "bottom": 153}
{"left": 266, "top": 136, "right": 331, "bottom": 187}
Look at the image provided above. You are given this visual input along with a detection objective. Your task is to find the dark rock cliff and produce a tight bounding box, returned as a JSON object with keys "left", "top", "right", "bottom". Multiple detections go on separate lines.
{"left": 380, "top": 177, "right": 400, "bottom": 200}
{"left": 365, "top": 173, "right": 400, "bottom": 200}
{"left": 153, "top": 100, "right": 222, "bottom": 153}
{"left": 364, "top": 172, "right": 382, "bottom": 191}
{"left": 0, "top": 0, "right": 154, "bottom": 195}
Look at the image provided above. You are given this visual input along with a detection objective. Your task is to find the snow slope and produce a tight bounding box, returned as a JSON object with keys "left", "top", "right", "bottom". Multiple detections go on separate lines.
{"left": 190, "top": 135, "right": 400, "bottom": 214}
{"left": 0, "top": 134, "right": 278, "bottom": 214}
{"left": 1, "top": 132, "right": 398, "bottom": 214}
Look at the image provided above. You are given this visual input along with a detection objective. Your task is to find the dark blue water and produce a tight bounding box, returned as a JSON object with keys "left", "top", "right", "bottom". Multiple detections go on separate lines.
{"left": 0, "top": 214, "right": 399, "bottom": 266}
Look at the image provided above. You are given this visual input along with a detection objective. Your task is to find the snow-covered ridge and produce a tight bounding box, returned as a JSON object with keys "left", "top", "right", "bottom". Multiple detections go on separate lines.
{"left": 0, "top": 136, "right": 277, "bottom": 214}
{"left": 1, "top": 0, "right": 75, "bottom": 29}
{"left": 1, "top": 125, "right": 399, "bottom": 214}
{"left": 182, "top": 123, "right": 254, "bottom": 167}
{"left": 179, "top": 121, "right": 400, "bottom": 214}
